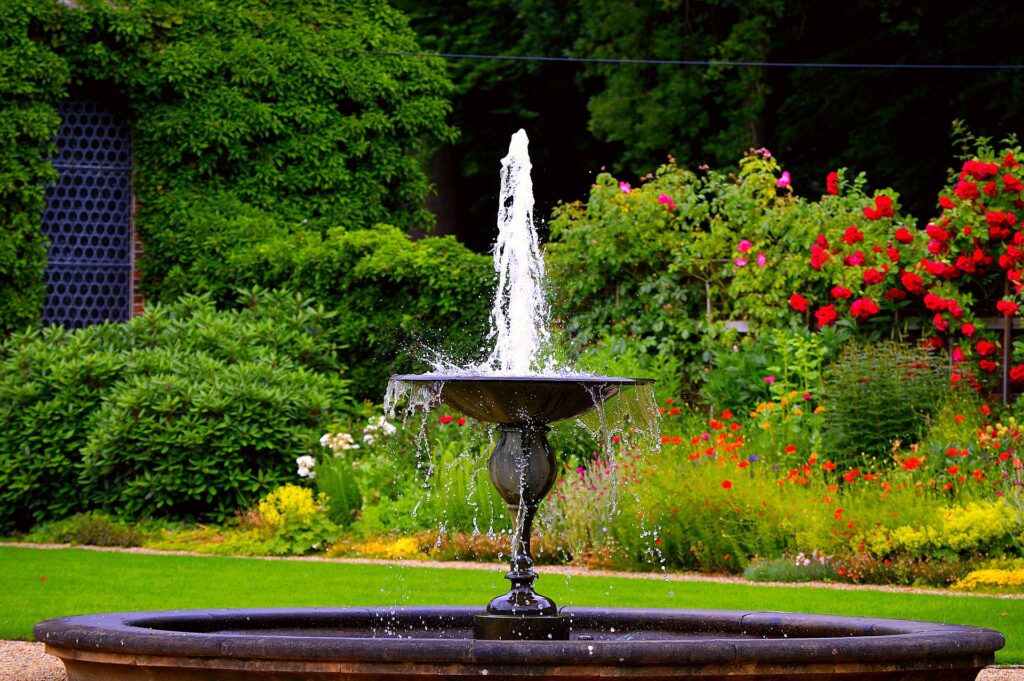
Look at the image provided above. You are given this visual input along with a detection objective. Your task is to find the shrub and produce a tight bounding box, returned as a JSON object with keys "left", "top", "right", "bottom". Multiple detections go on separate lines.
{"left": 820, "top": 342, "right": 947, "bottom": 467}
{"left": 0, "top": 289, "right": 352, "bottom": 531}
{"left": 743, "top": 554, "right": 838, "bottom": 583}
{"left": 231, "top": 225, "right": 493, "bottom": 400}
{"left": 24, "top": 511, "right": 144, "bottom": 547}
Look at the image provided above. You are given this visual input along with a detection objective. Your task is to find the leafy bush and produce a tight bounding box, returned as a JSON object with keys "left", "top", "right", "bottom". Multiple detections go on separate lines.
{"left": 743, "top": 554, "right": 838, "bottom": 583}
{"left": 820, "top": 342, "right": 947, "bottom": 467}
{"left": 0, "top": 0, "right": 65, "bottom": 335}
{"left": 24, "top": 511, "right": 144, "bottom": 547}
{"left": 230, "top": 225, "right": 493, "bottom": 399}
{"left": 0, "top": 289, "right": 352, "bottom": 531}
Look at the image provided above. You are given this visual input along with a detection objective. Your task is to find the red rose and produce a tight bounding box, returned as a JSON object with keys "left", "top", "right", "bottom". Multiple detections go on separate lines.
{"left": 863, "top": 195, "right": 894, "bottom": 220}
{"left": 961, "top": 323, "right": 976, "bottom": 337}
{"left": 923, "top": 293, "right": 946, "bottom": 311}
{"left": 933, "top": 313, "right": 949, "bottom": 332}
{"left": 844, "top": 251, "right": 865, "bottom": 266}
{"left": 863, "top": 268, "right": 884, "bottom": 285}
{"left": 979, "top": 359, "right": 998, "bottom": 373}
{"left": 939, "top": 196, "right": 956, "bottom": 210}
{"left": 826, "top": 171, "right": 839, "bottom": 195}
{"left": 894, "top": 227, "right": 914, "bottom": 244}
{"left": 900, "top": 271, "right": 924, "bottom": 294}
{"left": 954, "top": 180, "right": 980, "bottom": 201}
{"left": 997, "top": 299, "right": 1019, "bottom": 316}
{"left": 883, "top": 287, "right": 906, "bottom": 301}
{"left": 925, "top": 223, "right": 951, "bottom": 242}
{"left": 831, "top": 286, "right": 852, "bottom": 300}
{"left": 1003, "top": 152, "right": 1021, "bottom": 169}
{"left": 956, "top": 255, "right": 976, "bottom": 274}
{"left": 850, "top": 297, "right": 879, "bottom": 322}
{"left": 842, "top": 226, "right": 864, "bottom": 244}
{"left": 789, "top": 293, "right": 809, "bottom": 312}
{"left": 976, "top": 340, "right": 997, "bottom": 356}
{"left": 810, "top": 244, "right": 830, "bottom": 270}
{"left": 816, "top": 304, "right": 838, "bottom": 329}
{"left": 1010, "top": 364, "right": 1024, "bottom": 384}
{"left": 1003, "top": 173, "right": 1024, "bottom": 193}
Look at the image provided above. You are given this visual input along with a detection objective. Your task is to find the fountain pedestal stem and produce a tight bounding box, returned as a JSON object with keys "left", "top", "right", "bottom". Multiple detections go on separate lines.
{"left": 473, "top": 423, "right": 570, "bottom": 640}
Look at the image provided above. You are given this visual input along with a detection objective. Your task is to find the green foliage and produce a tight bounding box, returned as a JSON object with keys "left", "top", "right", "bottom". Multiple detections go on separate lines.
{"left": 821, "top": 342, "right": 948, "bottom": 468}
{"left": 743, "top": 555, "right": 838, "bottom": 583}
{"left": 234, "top": 224, "right": 492, "bottom": 399}
{"left": 0, "top": 0, "right": 66, "bottom": 335}
{"left": 1, "top": 0, "right": 454, "bottom": 337}
{"left": 314, "top": 456, "right": 364, "bottom": 529}
{"left": 23, "top": 511, "right": 144, "bottom": 548}
{"left": 0, "top": 288, "right": 352, "bottom": 531}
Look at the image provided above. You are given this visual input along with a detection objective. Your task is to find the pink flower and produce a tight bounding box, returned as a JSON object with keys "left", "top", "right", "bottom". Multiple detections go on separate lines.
{"left": 619, "top": 181, "right": 632, "bottom": 193}
{"left": 764, "top": 375, "right": 777, "bottom": 384}
{"left": 734, "top": 258, "right": 747, "bottom": 267}
{"left": 737, "top": 239, "right": 752, "bottom": 254}
{"left": 777, "top": 171, "right": 791, "bottom": 188}
{"left": 757, "top": 252, "right": 767, "bottom": 267}
{"left": 657, "top": 193, "right": 676, "bottom": 211}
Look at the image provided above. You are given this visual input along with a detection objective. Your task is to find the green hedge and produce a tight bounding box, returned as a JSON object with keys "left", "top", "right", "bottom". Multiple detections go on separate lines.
{"left": 0, "top": 1, "right": 65, "bottom": 336}
{"left": 0, "top": 289, "right": 352, "bottom": 532}
{"left": 233, "top": 224, "right": 494, "bottom": 398}
{"left": 0, "top": 0, "right": 454, "bottom": 334}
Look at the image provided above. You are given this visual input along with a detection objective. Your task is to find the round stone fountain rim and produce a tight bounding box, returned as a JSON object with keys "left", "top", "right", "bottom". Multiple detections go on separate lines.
{"left": 35, "top": 606, "right": 1004, "bottom": 667}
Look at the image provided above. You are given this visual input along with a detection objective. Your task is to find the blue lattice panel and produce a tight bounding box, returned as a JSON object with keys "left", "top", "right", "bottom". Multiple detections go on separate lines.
{"left": 42, "top": 100, "right": 133, "bottom": 328}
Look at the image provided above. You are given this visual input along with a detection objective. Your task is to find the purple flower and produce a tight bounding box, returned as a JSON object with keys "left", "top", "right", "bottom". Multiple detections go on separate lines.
{"left": 748, "top": 454, "right": 759, "bottom": 462}
{"left": 619, "top": 181, "right": 632, "bottom": 194}
{"left": 757, "top": 252, "right": 767, "bottom": 267}
{"left": 777, "top": 171, "right": 791, "bottom": 188}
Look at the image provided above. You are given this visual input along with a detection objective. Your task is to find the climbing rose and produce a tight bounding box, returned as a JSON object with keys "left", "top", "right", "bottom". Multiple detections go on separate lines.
{"left": 816, "top": 305, "right": 838, "bottom": 328}
{"left": 976, "top": 340, "right": 997, "bottom": 356}
{"left": 657, "top": 193, "right": 676, "bottom": 210}
{"left": 863, "top": 268, "right": 884, "bottom": 285}
{"left": 961, "top": 322, "right": 977, "bottom": 337}
{"left": 789, "top": 294, "right": 809, "bottom": 312}
{"left": 844, "top": 251, "right": 865, "bottom": 266}
{"left": 894, "top": 227, "right": 914, "bottom": 244}
{"left": 863, "top": 195, "right": 894, "bottom": 220}
{"left": 997, "top": 300, "right": 1019, "bottom": 316}
{"left": 939, "top": 196, "right": 956, "bottom": 210}
{"left": 737, "top": 239, "right": 752, "bottom": 254}
{"left": 777, "top": 171, "right": 791, "bottom": 188}
{"left": 826, "top": 171, "right": 839, "bottom": 195}
{"left": 842, "top": 226, "right": 864, "bottom": 244}
{"left": 979, "top": 359, "right": 998, "bottom": 373}
{"left": 831, "top": 286, "right": 852, "bottom": 300}
{"left": 1011, "top": 364, "right": 1024, "bottom": 384}
{"left": 757, "top": 252, "right": 767, "bottom": 267}
{"left": 900, "top": 271, "right": 924, "bottom": 294}
{"left": 850, "top": 298, "right": 879, "bottom": 322}
{"left": 933, "top": 314, "right": 948, "bottom": 332}
{"left": 810, "top": 244, "right": 830, "bottom": 269}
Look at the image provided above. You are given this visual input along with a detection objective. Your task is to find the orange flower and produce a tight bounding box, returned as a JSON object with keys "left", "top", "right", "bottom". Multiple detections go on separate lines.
{"left": 834, "top": 508, "right": 844, "bottom": 520}
{"left": 842, "top": 469, "right": 861, "bottom": 483}
{"left": 721, "top": 409, "right": 734, "bottom": 419}
{"left": 823, "top": 461, "right": 836, "bottom": 472}
{"left": 947, "top": 465, "right": 959, "bottom": 475}
{"left": 902, "top": 456, "right": 923, "bottom": 471}
{"left": 785, "top": 444, "right": 797, "bottom": 454}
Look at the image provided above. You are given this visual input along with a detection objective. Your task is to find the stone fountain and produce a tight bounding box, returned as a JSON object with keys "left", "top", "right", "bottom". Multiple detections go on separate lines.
{"left": 35, "top": 130, "right": 1004, "bottom": 679}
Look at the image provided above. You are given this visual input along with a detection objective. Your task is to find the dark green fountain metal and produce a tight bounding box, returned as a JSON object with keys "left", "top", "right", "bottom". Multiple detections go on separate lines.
{"left": 391, "top": 373, "right": 650, "bottom": 641}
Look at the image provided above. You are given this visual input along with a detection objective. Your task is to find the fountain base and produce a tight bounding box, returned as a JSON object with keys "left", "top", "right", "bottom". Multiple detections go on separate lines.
{"left": 36, "top": 606, "right": 1003, "bottom": 680}
{"left": 473, "top": 612, "right": 570, "bottom": 640}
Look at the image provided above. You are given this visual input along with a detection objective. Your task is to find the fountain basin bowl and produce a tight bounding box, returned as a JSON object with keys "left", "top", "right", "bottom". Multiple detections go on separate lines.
{"left": 390, "top": 374, "right": 652, "bottom": 424}
{"left": 35, "top": 606, "right": 1003, "bottom": 680}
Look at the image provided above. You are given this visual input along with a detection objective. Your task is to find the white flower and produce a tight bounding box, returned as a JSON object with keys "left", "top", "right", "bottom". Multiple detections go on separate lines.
{"left": 296, "top": 455, "right": 316, "bottom": 478}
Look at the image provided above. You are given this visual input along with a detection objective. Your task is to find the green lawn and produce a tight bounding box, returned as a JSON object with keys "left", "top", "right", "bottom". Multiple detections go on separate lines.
{"left": 4, "top": 545, "right": 1021, "bottom": 663}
